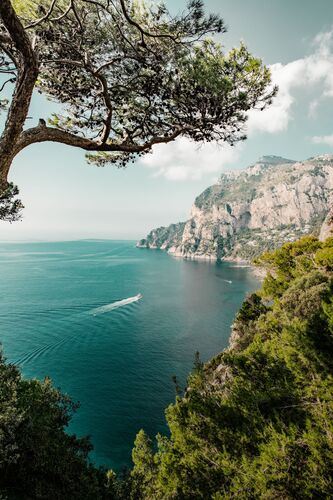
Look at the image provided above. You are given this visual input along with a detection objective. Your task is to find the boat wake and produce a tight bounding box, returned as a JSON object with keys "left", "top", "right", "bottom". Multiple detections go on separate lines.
{"left": 89, "top": 293, "right": 143, "bottom": 316}
{"left": 14, "top": 294, "right": 143, "bottom": 366}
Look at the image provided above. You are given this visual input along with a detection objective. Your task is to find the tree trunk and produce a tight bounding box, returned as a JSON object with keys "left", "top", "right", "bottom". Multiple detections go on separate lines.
{"left": 0, "top": 152, "right": 17, "bottom": 192}
{"left": 0, "top": 0, "right": 39, "bottom": 188}
{"left": 0, "top": 64, "right": 38, "bottom": 188}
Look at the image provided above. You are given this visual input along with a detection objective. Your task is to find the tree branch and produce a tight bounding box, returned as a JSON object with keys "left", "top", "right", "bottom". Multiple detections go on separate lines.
{"left": 16, "top": 123, "right": 191, "bottom": 155}
{"left": 25, "top": 0, "right": 59, "bottom": 29}
{"left": 0, "top": 40, "right": 19, "bottom": 68}
{"left": 119, "top": 0, "right": 179, "bottom": 42}
{"left": 96, "top": 57, "right": 121, "bottom": 74}
{"left": 0, "top": 78, "right": 15, "bottom": 93}
{"left": 94, "top": 70, "right": 113, "bottom": 143}
{"left": 41, "top": 58, "right": 83, "bottom": 68}
{"left": 70, "top": 0, "right": 84, "bottom": 32}
{"left": 51, "top": 2, "right": 72, "bottom": 22}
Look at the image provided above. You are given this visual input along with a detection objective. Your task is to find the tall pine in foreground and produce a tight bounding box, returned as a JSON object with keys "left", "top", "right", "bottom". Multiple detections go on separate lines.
{"left": 0, "top": 0, "right": 275, "bottom": 220}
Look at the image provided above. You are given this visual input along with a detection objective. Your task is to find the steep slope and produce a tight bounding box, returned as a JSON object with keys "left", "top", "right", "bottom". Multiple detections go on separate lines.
{"left": 137, "top": 155, "right": 333, "bottom": 261}
{"left": 130, "top": 236, "right": 333, "bottom": 499}
{"left": 320, "top": 206, "right": 333, "bottom": 240}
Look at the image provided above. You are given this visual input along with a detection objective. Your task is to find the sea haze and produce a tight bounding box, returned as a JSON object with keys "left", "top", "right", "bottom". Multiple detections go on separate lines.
{"left": 0, "top": 240, "right": 260, "bottom": 470}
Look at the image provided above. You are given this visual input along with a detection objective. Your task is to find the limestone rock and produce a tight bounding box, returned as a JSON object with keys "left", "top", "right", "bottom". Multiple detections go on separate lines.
{"left": 137, "top": 155, "right": 333, "bottom": 262}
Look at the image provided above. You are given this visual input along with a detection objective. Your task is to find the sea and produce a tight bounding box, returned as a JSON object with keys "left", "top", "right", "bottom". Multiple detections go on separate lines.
{"left": 0, "top": 240, "right": 260, "bottom": 471}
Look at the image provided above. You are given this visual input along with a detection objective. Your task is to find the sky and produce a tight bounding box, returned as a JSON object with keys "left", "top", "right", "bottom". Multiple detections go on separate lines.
{"left": 1, "top": 0, "right": 333, "bottom": 241}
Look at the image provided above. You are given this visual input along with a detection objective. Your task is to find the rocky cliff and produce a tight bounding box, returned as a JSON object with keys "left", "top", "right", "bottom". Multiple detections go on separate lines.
{"left": 319, "top": 207, "right": 333, "bottom": 241}
{"left": 137, "top": 154, "right": 333, "bottom": 261}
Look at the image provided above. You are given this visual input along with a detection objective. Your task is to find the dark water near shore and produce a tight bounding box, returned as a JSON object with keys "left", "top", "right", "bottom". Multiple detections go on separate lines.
{"left": 0, "top": 240, "right": 259, "bottom": 470}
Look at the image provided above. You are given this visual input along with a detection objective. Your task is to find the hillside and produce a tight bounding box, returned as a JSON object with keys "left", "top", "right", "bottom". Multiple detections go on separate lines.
{"left": 137, "top": 155, "right": 333, "bottom": 261}
{"left": 130, "top": 236, "right": 333, "bottom": 499}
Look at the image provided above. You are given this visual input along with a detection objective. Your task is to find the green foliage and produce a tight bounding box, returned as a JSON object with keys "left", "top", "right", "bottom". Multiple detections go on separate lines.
{"left": 130, "top": 430, "right": 157, "bottom": 499}
{"left": 315, "top": 247, "right": 333, "bottom": 270}
{"left": 11, "top": 0, "right": 41, "bottom": 17}
{"left": 229, "top": 293, "right": 268, "bottom": 351}
{"left": 129, "top": 235, "right": 333, "bottom": 498}
{"left": 0, "top": 351, "right": 115, "bottom": 499}
{"left": 254, "top": 236, "right": 325, "bottom": 299}
{"left": 236, "top": 292, "right": 267, "bottom": 323}
{"left": 0, "top": 183, "right": 24, "bottom": 222}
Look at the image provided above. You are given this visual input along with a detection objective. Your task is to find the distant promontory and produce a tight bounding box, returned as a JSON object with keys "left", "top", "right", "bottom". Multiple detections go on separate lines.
{"left": 137, "top": 155, "right": 333, "bottom": 261}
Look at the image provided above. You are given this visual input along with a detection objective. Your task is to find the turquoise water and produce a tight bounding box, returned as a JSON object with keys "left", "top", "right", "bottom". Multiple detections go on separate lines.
{"left": 0, "top": 240, "right": 259, "bottom": 470}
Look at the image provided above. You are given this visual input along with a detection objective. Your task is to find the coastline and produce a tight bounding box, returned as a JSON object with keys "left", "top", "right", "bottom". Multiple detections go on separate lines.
{"left": 136, "top": 244, "right": 267, "bottom": 280}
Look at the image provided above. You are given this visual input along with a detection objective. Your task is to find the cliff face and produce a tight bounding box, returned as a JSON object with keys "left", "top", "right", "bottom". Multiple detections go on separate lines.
{"left": 319, "top": 207, "right": 333, "bottom": 241}
{"left": 137, "top": 222, "right": 186, "bottom": 250}
{"left": 137, "top": 155, "right": 333, "bottom": 261}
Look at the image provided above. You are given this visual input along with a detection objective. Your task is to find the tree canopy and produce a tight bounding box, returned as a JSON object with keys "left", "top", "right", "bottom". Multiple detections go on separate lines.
{"left": 0, "top": 0, "right": 276, "bottom": 220}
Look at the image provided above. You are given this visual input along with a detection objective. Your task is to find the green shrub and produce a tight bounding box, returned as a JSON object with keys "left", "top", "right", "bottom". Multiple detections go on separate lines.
{"left": 130, "top": 236, "right": 333, "bottom": 498}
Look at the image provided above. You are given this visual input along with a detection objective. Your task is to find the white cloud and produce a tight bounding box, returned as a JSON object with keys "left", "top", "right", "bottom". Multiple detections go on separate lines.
{"left": 141, "top": 29, "right": 333, "bottom": 180}
{"left": 308, "top": 99, "right": 319, "bottom": 118}
{"left": 312, "top": 134, "right": 333, "bottom": 146}
{"left": 141, "top": 138, "right": 241, "bottom": 181}
{"left": 247, "top": 29, "right": 333, "bottom": 134}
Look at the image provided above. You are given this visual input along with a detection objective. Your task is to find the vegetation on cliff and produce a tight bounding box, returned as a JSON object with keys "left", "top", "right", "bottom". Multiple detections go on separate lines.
{"left": 130, "top": 236, "right": 333, "bottom": 498}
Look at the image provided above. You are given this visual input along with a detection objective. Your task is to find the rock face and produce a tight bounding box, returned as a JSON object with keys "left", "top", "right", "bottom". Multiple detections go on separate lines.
{"left": 137, "top": 155, "right": 333, "bottom": 261}
{"left": 137, "top": 222, "right": 186, "bottom": 250}
{"left": 319, "top": 207, "right": 333, "bottom": 241}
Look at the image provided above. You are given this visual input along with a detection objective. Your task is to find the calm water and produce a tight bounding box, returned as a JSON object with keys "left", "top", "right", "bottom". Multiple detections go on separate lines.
{"left": 0, "top": 240, "right": 259, "bottom": 470}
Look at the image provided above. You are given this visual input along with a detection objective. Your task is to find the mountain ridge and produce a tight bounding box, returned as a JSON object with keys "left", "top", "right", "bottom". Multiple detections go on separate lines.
{"left": 137, "top": 154, "right": 333, "bottom": 261}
